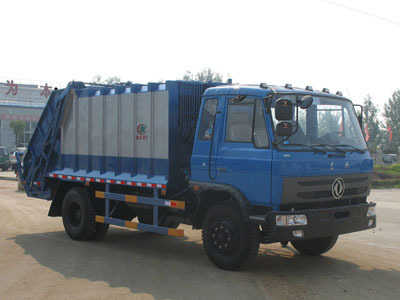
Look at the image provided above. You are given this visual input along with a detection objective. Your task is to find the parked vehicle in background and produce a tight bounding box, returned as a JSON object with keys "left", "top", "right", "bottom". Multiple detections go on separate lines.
{"left": 0, "top": 146, "right": 11, "bottom": 171}
{"left": 15, "top": 148, "right": 27, "bottom": 190}
{"left": 11, "top": 147, "right": 27, "bottom": 170}
{"left": 383, "top": 153, "right": 397, "bottom": 165}
{"left": 17, "top": 81, "right": 376, "bottom": 270}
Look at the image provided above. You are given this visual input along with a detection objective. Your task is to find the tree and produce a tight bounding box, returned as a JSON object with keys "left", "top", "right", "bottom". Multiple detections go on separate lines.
{"left": 182, "top": 68, "right": 223, "bottom": 83}
{"left": 9, "top": 120, "right": 26, "bottom": 146}
{"left": 363, "top": 94, "right": 381, "bottom": 149}
{"left": 92, "top": 75, "right": 121, "bottom": 85}
{"left": 383, "top": 89, "right": 400, "bottom": 152}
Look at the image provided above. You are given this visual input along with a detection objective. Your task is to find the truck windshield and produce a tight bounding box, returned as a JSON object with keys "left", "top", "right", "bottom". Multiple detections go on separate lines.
{"left": 270, "top": 95, "right": 367, "bottom": 151}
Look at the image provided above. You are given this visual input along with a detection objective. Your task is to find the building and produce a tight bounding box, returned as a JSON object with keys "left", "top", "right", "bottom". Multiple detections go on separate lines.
{"left": 0, "top": 80, "right": 51, "bottom": 150}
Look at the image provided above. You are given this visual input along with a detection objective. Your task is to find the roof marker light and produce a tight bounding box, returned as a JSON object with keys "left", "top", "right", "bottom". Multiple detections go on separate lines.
{"left": 285, "top": 83, "right": 293, "bottom": 89}
{"left": 260, "top": 83, "right": 268, "bottom": 89}
{"left": 306, "top": 86, "right": 313, "bottom": 91}
{"left": 322, "top": 88, "right": 330, "bottom": 93}
{"left": 336, "top": 91, "right": 343, "bottom": 96}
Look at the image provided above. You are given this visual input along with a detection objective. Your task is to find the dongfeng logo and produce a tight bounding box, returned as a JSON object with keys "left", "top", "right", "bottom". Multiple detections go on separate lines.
{"left": 332, "top": 178, "right": 345, "bottom": 199}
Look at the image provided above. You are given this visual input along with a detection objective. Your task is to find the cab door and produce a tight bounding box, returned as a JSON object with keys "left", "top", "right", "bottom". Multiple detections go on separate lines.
{"left": 191, "top": 97, "right": 224, "bottom": 182}
{"left": 215, "top": 97, "right": 272, "bottom": 206}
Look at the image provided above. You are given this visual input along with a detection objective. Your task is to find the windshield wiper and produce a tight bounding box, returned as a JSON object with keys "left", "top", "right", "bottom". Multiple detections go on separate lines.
{"left": 311, "top": 144, "right": 346, "bottom": 154}
{"left": 286, "top": 143, "right": 327, "bottom": 154}
{"left": 333, "top": 144, "right": 366, "bottom": 154}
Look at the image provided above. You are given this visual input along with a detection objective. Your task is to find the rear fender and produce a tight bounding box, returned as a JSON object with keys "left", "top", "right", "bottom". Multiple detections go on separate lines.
{"left": 48, "top": 181, "right": 86, "bottom": 217}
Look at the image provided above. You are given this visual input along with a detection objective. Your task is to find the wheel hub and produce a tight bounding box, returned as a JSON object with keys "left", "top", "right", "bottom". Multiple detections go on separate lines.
{"left": 211, "top": 221, "right": 236, "bottom": 253}
{"left": 68, "top": 202, "right": 82, "bottom": 228}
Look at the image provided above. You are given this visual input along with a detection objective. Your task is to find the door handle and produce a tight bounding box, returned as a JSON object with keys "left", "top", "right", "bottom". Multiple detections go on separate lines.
{"left": 217, "top": 168, "right": 226, "bottom": 172}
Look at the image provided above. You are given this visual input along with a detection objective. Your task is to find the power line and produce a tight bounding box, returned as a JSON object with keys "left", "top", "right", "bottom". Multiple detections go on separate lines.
{"left": 321, "top": 0, "right": 400, "bottom": 27}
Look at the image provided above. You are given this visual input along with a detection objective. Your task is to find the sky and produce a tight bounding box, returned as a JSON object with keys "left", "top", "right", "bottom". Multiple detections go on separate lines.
{"left": 1, "top": 0, "right": 399, "bottom": 112}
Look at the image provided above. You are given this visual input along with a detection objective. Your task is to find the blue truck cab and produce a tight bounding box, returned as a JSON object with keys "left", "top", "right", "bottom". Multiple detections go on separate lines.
{"left": 189, "top": 83, "right": 375, "bottom": 267}
{"left": 17, "top": 81, "right": 376, "bottom": 270}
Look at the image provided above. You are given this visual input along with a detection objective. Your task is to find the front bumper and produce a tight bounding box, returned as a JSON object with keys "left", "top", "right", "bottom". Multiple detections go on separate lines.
{"left": 250, "top": 202, "right": 376, "bottom": 242}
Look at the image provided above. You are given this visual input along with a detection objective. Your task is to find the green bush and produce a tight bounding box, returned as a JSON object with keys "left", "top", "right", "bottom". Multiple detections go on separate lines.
{"left": 372, "top": 164, "right": 400, "bottom": 188}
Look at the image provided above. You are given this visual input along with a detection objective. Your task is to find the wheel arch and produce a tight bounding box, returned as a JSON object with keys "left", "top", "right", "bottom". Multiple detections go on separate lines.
{"left": 189, "top": 181, "right": 250, "bottom": 229}
{"left": 48, "top": 180, "right": 87, "bottom": 217}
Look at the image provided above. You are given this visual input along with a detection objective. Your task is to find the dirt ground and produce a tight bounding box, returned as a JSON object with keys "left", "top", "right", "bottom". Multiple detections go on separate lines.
{"left": 0, "top": 174, "right": 399, "bottom": 300}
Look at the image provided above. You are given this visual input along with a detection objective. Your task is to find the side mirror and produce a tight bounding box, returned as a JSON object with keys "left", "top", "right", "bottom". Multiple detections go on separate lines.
{"left": 276, "top": 121, "right": 293, "bottom": 136}
{"left": 299, "top": 95, "right": 313, "bottom": 109}
{"left": 275, "top": 98, "right": 293, "bottom": 120}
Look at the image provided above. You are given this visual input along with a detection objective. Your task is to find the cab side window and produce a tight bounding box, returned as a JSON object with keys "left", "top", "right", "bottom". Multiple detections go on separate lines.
{"left": 226, "top": 98, "right": 255, "bottom": 142}
{"left": 225, "top": 98, "right": 269, "bottom": 147}
{"left": 253, "top": 101, "right": 269, "bottom": 148}
{"left": 198, "top": 99, "right": 218, "bottom": 140}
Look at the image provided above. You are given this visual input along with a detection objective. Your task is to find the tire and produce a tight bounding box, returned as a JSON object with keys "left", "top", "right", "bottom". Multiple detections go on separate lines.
{"left": 62, "top": 187, "right": 96, "bottom": 241}
{"left": 92, "top": 223, "right": 109, "bottom": 240}
{"left": 202, "top": 202, "right": 260, "bottom": 270}
{"left": 291, "top": 235, "right": 338, "bottom": 256}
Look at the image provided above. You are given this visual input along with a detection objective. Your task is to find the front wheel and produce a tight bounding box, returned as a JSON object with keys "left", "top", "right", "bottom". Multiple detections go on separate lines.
{"left": 62, "top": 187, "right": 96, "bottom": 241}
{"left": 202, "top": 202, "right": 260, "bottom": 270}
{"left": 291, "top": 235, "right": 338, "bottom": 256}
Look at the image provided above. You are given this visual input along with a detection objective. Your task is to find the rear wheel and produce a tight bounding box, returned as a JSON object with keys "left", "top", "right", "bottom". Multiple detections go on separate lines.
{"left": 202, "top": 202, "right": 260, "bottom": 270}
{"left": 291, "top": 235, "right": 338, "bottom": 256}
{"left": 62, "top": 187, "right": 96, "bottom": 241}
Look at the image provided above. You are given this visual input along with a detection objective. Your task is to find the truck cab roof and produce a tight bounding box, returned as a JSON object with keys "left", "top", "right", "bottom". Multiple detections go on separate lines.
{"left": 203, "top": 84, "right": 351, "bottom": 102}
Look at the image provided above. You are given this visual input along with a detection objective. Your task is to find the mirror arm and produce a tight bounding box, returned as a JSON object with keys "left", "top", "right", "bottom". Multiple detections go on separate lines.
{"left": 294, "top": 95, "right": 300, "bottom": 136}
{"left": 264, "top": 94, "right": 274, "bottom": 113}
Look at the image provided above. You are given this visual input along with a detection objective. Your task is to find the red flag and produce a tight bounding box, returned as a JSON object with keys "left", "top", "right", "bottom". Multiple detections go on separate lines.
{"left": 388, "top": 126, "right": 393, "bottom": 143}
{"left": 364, "top": 123, "right": 370, "bottom": 142}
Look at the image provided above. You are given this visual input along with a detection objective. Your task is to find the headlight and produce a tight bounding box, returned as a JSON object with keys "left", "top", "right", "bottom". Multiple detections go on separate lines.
{"left": 276, "top": 214, "right": 308, "bottom": 226}
{"left": 367, "top": 206, "right": 376, "bottom": 217}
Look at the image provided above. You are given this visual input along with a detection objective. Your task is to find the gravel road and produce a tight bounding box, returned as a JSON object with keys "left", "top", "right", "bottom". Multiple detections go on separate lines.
{"left": 0, "top": 177, "right": 399, "bottom": 300}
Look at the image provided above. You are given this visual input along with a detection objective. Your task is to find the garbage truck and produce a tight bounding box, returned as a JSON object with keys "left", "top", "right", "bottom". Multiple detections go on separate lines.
{"left": 17, "top": 80, "right": 376, "bottom": 270}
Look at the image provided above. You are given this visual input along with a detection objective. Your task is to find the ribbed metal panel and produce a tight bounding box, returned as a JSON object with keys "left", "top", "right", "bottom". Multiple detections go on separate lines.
{"left": 21, "top": 81, "right": 226, "bottom": 199}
